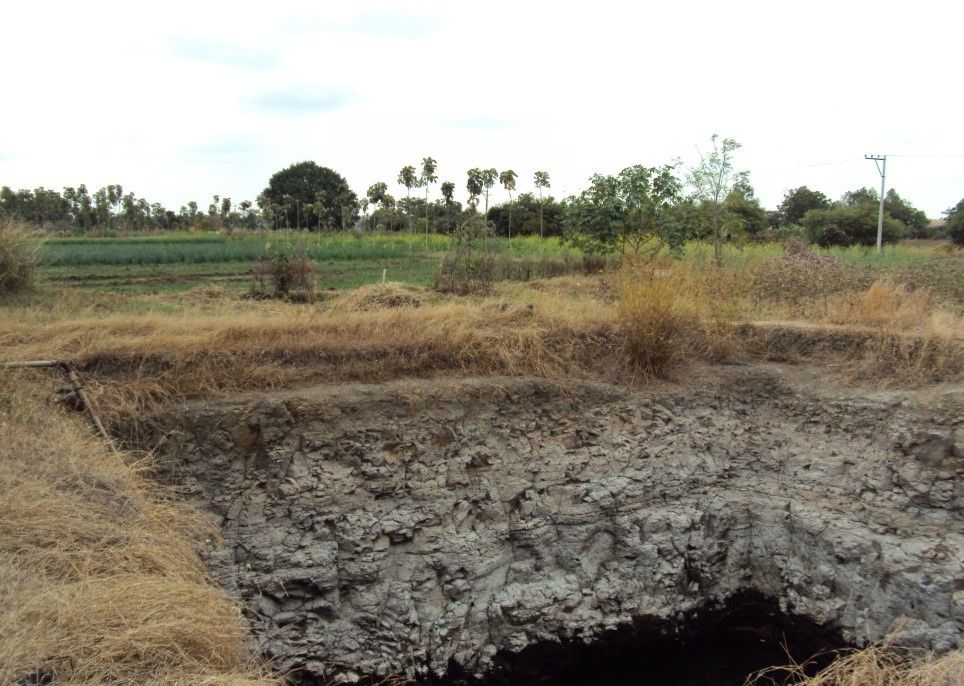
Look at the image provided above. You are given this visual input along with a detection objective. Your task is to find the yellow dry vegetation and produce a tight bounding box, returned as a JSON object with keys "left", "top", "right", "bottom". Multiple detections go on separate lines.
{"left": 750, "top": 644, "right": 964, "bottom": 686}
{"left": 0, "top": 374, "right": 276, "bottom": 685}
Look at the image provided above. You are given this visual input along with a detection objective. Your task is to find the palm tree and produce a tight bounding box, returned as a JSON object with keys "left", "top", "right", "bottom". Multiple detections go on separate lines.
{"left": 397, "top": 165, "right": 417, "bottom": 232}
{"left": 420, "top": 156, "right": 438, "bottom": 241}
{"left": 499, "top": 169, "right": 518, "bottom": 241}
{"left": 534, "top": 171, "right": 550, "bottom": 238}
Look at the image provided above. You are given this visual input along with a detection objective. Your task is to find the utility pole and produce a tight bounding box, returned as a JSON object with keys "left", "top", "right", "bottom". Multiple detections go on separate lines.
{"left": 865, "top": 154, "right": 887, "bottom": 252}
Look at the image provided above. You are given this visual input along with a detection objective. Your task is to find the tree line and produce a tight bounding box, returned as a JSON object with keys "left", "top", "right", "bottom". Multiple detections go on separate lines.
{"left": 3, "top": 137, "right": 960, "bottom": 249}
{"left": 0, "top": 184, "right": 261, "bottom": 232}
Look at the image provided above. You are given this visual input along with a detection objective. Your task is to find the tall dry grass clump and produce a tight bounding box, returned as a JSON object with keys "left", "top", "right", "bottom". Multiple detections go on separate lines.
{"left": 0, "top": 372, "right": 276, "bottom": 685}
{"left": 0, "top": 219, "right": 41, "bottom": 295}
{"left": 617, "top": 260, "right": 748, "bottom": 377}
{"left": 824, "top": 279, "right": 963, "bottom": 383}
{"left": 749, "top": 644, "right": 963, "bottom": 686}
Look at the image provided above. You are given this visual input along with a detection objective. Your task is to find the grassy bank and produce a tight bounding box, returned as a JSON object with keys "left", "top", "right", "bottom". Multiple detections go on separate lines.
{"left": 0, "top": 373, "right": 275, "bottom": 685}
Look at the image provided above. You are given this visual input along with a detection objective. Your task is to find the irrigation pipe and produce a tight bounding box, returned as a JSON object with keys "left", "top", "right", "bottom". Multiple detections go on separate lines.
{"left": 3, "top": 360, "right": 118, "bottom": 453}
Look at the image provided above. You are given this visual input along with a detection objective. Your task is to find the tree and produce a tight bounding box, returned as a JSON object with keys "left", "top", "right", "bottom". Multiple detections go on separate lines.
{"left": 499, "top": 169, "right": 518, "bottom": 240}
{"left": 533, "top": 171, "right": 550, "bottom": 238}
{"left": 884, "top": 189, "right": 928, "bottom": 238}
{"left": 487, "top": 193, "right": 564, "bottom": 237}
{"left": 564, "top": 164, "right": 685, "bottom": 257}
{"left": 688, "top": 135, "right": 747, "bottom": 265}
{"left": 440, "top": 181, "right": 455, "bottom": 204}
{"left": 778, "top": 186, "right": 830, "bottom": 225}
{"left": 466, "top": 168, "right": 484, "bottom": 210}
{"left": 723, "top": 181, "right": 768, "bottom": 237}
{"left": 397, "top": 165, "right": 418, "bottom": 232}
{"left": 419, "top": 157, "right": 438, "bottom": 239}
{"left": 480, "top": 168, "right": 498, "bottom": 214}
{"left": 261, "top": 161, "right": 357, "bottom": 231}
{"left": 944, "top": 197, "right": 964, "bottom": 246}
{"left": 802, "top": 204, "right": 905, "bottom": 247}
{"left": 366, "top": 182, "right": 390, "bottom": 231}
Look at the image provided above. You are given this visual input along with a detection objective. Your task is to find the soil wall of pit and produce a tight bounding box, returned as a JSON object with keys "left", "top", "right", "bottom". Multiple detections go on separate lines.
{"left": 128, "top": 368, "right": 963, "bottom": 683}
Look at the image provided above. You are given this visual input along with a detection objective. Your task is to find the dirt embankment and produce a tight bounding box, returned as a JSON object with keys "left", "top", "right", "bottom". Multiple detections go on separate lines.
{"left": 126, "top": 365, "right": 963, "bottom": 684}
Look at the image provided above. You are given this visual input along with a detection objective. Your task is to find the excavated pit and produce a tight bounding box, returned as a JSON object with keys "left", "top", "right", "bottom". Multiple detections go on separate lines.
{"left": 125, "top": 366, "right": 963, "bottom": 684}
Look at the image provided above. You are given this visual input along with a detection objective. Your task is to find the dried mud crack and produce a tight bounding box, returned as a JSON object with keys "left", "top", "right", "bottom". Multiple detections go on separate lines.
{"left": 124, "top": 365, "right": 963, "bottom": 684}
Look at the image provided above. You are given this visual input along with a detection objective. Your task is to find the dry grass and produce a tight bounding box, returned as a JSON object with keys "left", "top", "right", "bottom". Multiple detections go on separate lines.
{"left": 1, "top": 263, "right": 959, "bottom": 426}
{"left": 0, "top": 290, "right": 617, "bottom": 425}
{"left": 617, "top": 260, "right": 750, "bottom": 376}
{"left": 328, "top": 281, "right": 425, "bottom": 311}
{"left": 748, "top": 644, "right": 964, "bottom": 686}
{"left": 0, "top": 372, "right": 275, "bottom": 685}
{"left": 819, "top": 280, "right": 963, "bottom": 384}
{"left": 0, "top": 219, "right": 41, "bottom": 295}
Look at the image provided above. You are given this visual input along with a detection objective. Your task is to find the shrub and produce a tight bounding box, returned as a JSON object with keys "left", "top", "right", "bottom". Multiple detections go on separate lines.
{"left": 945, "top": 198, "right": 964, "bottom": 246}
{"left": 434, "top": 215, "right": 496, "bottom": 295}
{"left": 0, "top": 221, "right": 40, "bottom": 295}
{"left": 802, "top": 204, "right": 905, "bottom": 247}
{"left": 250, "top": 242, "right": 316, "bottom": 299}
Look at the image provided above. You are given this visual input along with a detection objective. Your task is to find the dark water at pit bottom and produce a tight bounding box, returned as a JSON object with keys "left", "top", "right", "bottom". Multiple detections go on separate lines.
{"left": 423, "top": 591, "right": 847, "bottom": 686}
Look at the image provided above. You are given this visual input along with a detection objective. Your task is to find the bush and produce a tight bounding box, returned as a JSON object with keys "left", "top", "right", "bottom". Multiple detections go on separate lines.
{"left": 0, "top": 221, "right": 40, "bottom": 295}
{"left": 434, "top": 215, "right": 496, "bottom": 295}
{"left": 802, "top": 204, "right": 905, "bottom": 247}
{"left": 250, "top": 242, "right": 316, "bottom": 299}
{"left": 947, "top": 201, "right": 964, "bottom": 246}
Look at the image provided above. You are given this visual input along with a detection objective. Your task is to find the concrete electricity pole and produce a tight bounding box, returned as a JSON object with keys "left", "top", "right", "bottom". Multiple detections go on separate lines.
{"left": 865, "top": 154, "right": 887, "bottom": 252}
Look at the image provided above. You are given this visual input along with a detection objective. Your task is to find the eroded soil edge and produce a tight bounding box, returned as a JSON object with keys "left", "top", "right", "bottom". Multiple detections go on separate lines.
{"left": 127, "top": 366, "right": 963, "bottom": 683}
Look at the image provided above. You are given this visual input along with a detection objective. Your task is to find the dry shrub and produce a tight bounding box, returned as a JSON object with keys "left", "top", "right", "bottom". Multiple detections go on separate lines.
{"left": 0, "top": 220, "right": 41, "bottom": 295}
{"left": 0, "top": 373, "right": 275, "bottom": 685}
{"left": 251, "top": 252, "right": 316, "bottom": 299}
{"left": 749, "top": 644, "right": 963, "bottom": 686}
{"left": 617, "top": 260, "right": 748, "bottom": 377}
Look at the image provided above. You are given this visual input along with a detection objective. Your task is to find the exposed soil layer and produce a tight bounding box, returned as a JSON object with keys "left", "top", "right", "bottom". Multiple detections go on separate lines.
{"left": 125, "top": 365, "right": 963, "bottom": 684}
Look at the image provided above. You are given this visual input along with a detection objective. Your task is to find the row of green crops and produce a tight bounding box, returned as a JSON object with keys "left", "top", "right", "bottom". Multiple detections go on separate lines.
{"left": 40, "top": 229, "right": 945, "bottom": 269}
{"left": 41, "top": 231, "right": 575, "bottom": 267}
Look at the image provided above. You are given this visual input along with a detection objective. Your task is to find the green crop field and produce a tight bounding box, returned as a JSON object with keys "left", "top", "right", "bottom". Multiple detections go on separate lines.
{"left": 34, "top": 230, "right": 956, "bottom": 296}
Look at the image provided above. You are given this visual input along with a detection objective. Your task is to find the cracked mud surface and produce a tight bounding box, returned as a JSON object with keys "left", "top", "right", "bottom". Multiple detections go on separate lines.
{"left": 131, "top": 365, "right": 963, "bottom": 683}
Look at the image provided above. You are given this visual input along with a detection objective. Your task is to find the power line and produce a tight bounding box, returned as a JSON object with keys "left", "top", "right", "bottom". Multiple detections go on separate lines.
{"left": 754, "top": 157, "right": 863, "bottom": 173}
{"left": 886, "top": 154, "right": 964, "bottom": 159}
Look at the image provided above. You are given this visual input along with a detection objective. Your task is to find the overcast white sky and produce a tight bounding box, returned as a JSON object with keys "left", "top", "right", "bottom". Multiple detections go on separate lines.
{"left": 1, "top": 1, "right": 961, "bottom": 216}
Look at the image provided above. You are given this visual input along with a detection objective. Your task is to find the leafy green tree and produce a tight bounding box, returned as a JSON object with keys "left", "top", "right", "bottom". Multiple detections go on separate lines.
{"left": 944, "top": 197, "right": 964, "bottom": 246}
{"left": 441, "top": 181, "right": 455, "bottom": 204}
{"left": 564, "top": 164, "right": 684, "bottom": 257}
{"left": 397, "top": 165, "right": 418, "bottom": 232}
{"left": 262, "top": 161, "right": 357, "bottom": 231}
{"left": 499, "top": 169, "right": 518, "bottom": 240}
{"left": 487, "top": 193, "right": 564, "bottom": 237}
{"left": 723, "top": 181, "right": 768, "bottom": 237}
{"left": 366, "top": 182, "right": 391, "bottom": 231}
{"left": 841, "top": 187, "right": 878, "bottom": 208}
{"left": 533, "top": 171, "right": 550, "bottom": 238}
{"left": 688, "top": 135, "right": 747, "bottom": 265}
{"left": 480, "top": 168, "right": 498, "bottom": 214}
{"left": 802, "top": 204, "right": 905, "bottom": 247}
{"left": 419, "top": 157, "right": 438, "bottom": 238}
{"left": 466, "top": 168, "right": 483, "bottom": 210}
{"left": 778, "top": 186, "right": 830, "bottom": 225}
{"left": 884, "top": 189, "right": 928, "bottom": 238}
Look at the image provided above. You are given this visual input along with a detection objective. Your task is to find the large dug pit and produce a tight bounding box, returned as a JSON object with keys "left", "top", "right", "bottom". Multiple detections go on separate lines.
{"left": 127, "top": 366, "right": 962, "bottom": 684}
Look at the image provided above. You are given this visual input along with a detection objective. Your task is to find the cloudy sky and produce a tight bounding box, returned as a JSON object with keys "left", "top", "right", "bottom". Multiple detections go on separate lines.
{"left": 1, "top": 0, "right": 961, "bottom": 215}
